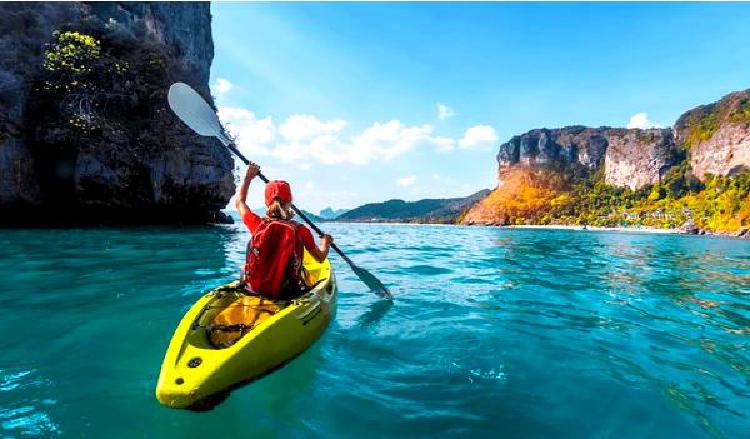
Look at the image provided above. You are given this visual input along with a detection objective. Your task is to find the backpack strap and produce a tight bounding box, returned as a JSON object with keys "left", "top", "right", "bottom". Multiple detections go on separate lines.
{"left": 239, "top": 238, "right": 253, "bottom": 289}
{"left": 240, "top": 217, "right": 274, "bottom": 288}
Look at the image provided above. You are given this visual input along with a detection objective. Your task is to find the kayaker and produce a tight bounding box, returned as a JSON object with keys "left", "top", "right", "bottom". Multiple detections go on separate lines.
{"left": 234, "top": 162, "right": 333, "bottom": 299}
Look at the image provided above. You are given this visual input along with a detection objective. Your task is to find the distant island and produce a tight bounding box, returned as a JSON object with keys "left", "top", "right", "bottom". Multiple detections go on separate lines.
{"left": 332, "top": 190, "right": 490, "bottom": 224}
{"left": 318, "top": 207, "right": 350, "bottom": 219}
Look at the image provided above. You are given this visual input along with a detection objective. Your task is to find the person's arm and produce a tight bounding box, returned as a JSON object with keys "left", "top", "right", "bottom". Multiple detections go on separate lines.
{"left": 234, "top": 162, "right": 261, "bottom": 217}
{"left": 302, "top": 228, "right": 334, "bottom": 263}
{"left": 317, "top": 234, "right": 333, "bottom": 262}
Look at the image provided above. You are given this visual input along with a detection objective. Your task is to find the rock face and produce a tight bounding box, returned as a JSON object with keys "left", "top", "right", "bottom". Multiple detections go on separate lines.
{"left": 674, "top": 89, "right": 750, "bottom": 179}
{"left": 497, "top": 126, "right": 677, "bottom": 189}
{"left": 0, "top": 2, "right": 234, "bottom": 224}
{"left": 497, "top": 126, "right": 608, "bottom": 176}
{"left": 0, "top": 3, "right": 80, "bottom": 207}
{"left": 604, "top": 128, "right": 677, "bottom": 189}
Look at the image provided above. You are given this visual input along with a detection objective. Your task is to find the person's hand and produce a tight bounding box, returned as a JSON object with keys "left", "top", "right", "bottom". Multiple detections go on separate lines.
{"left": 245, "top": 162, "right": 260, "bottom": 179}
{"left": 321, "top": 234, "right": 333, "bottom": 247}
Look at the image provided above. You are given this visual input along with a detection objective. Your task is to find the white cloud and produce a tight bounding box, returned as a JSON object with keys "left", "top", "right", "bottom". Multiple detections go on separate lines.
{"left": 437, "top": 103, "right": 456, "bottom": 120}
{"left": 213, "top": 78, "right": 233, "bottom": 95}
{"left": 217, "top": 106, "right": 275, "bottom": 157}
{"left": 273, "top": 114, "right": 347, "bottom": 165}
{"left": 278, "top": 114, "right": 347, "bottom": 143}
{"left": 627, "top": 112, "right": 663, "bottom": 129}
{"left": 396, "top": 175, "right": 417, "bottom": 187}
{"left": 273, "top": 117, "right": 442, "bottom": 166}
{"left": 433, "top": 136, "right": 457, "bottom": 153}
{"left": 458, "top": 125, "right": 498, "bottom": 149}
{"left": 217, "top": 105, "right": 500, "bottom": 167}
{"left": 347, "top": 121, "right": 436, "bottom": 164}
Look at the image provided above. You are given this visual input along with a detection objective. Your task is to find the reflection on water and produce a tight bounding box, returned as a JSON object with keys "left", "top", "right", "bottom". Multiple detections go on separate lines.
{"left": 0, "top": 224, "right": 748, "bottom": 437}
{"left": 356, "top": 298, "right": 394, "bottom": 328}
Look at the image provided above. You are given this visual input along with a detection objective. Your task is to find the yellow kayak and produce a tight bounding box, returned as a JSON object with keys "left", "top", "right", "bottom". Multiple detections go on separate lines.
{"left": 155, "top": 251, "right": 336, "bottom": 409}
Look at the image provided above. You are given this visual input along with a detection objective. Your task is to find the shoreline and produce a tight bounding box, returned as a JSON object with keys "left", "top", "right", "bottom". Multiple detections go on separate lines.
{"left": 329, "top": 221, "right": 749, "bottom": 239}
{"left": 333, "top": 222, "right": 678, "bottom": 233}
{"left": 504, "top": 224, "right": 679, "bottom": 234}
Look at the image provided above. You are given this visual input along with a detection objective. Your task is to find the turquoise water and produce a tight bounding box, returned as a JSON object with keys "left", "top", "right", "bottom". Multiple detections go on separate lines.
{"left": 0, "top": 224, "right": 749, "bottom": 438}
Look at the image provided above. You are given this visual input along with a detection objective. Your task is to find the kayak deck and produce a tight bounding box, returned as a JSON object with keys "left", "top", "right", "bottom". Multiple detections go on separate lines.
{"left": 155, "top": 251, "right": 336, "bottom": 409}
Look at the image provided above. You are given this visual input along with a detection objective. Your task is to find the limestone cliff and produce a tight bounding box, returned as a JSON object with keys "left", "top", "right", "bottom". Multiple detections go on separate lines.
{"left": 603, "top": 129, "right": 678, "bottom": 189}
{"left": 497, "top": 126, "right": 608, "bottom": 175}
{"left": 674, "top": 89, "right": 750, "bottom": 179}
{"left": 0, "top": 2, "right": 234, "bottom": 224}
{"left": 463, "top": 88, "right": 750, "bottom": 232}
{"left": 496, "top": 126, "right": 677, "bottom": 189}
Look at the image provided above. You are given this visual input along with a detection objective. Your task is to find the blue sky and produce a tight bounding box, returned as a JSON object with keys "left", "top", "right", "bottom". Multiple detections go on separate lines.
{"left": 210, "top": 2, "right": 750, "bottom": 212}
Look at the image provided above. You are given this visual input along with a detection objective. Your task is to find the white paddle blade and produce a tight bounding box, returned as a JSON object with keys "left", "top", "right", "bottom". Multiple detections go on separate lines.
{"left": 167, "top": 83, "right": 223, "bottom": 137}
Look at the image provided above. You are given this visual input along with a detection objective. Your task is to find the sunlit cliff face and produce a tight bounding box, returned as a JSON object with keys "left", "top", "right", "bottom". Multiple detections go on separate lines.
{"left": 462, "top": 166, "right": 564, "bottom": 225}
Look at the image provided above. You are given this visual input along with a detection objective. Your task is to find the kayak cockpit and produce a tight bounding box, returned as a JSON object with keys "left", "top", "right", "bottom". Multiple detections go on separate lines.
{"left": 193, "top": 289, "right": 284, "bottom": 349}
{"left": 193, "top": 251, "right": 331, "bottom": 349}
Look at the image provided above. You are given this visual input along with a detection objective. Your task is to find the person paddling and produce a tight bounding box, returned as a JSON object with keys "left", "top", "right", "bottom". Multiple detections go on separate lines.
{"left": 234, "top": 162, "right": 333, "bottom": 300}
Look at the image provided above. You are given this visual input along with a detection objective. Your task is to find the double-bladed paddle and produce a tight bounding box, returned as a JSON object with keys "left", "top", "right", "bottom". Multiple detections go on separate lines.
{"left": 167, "top": 82, "right": 392, "bottom": 300}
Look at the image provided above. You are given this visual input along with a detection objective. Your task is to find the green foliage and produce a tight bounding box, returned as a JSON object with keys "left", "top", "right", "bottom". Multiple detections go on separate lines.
{"left": 659, "top": 162, "right": 701, "bottom": 198}
{"left": 729, "top": 98, "right": 750, "bottom": 123}
{"left": 32, "top": 27, "right": 170, "bottom": 139}
{"left": 685, "top": 113, "right": 719, "bottom": 149}
{"left": 683, "top": 94, "right": 750, "bottom": 148}
{"left": 548, "top": 167, "right": 638, "bottom": 222}
{"left": 43, "top": 31, "right": 101, "bottom": 76}
{"left": 544, "top": 166, "right": 750, "bottom": 232}
{"left": 38, "top": 31, "right": 108, "bottom": 131}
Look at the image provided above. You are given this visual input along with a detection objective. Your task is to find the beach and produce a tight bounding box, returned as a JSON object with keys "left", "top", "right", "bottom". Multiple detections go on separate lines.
{"left": 505, "top": 224, "right": 679, "bottom": 234}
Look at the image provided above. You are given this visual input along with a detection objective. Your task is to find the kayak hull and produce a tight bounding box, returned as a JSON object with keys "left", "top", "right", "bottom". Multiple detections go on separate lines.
{"left": 155, "top": 253, "right": 336, "bottom": 409}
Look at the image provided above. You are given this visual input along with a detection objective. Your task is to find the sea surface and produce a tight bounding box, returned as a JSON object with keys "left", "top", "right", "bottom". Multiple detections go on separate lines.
{"left": 0, "top": 223, "right": 749, "bottom": 438}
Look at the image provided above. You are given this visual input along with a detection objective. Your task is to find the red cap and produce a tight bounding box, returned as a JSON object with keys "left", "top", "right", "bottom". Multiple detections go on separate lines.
{"left": 265, "top": 180, "right": 292, "bottom": 206}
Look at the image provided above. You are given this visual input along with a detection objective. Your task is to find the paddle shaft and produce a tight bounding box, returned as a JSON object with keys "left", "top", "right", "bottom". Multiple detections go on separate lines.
{"left": 226, "top": 143, "right": 352, "bottom": 264}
